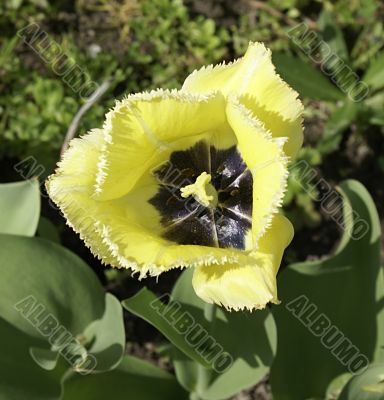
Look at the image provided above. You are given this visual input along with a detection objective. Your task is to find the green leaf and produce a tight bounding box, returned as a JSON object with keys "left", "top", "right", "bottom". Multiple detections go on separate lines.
{"left": 326, "top": 373, "right": 353, "bottom": 400}
{"left": 338, "top": 363, "right": 384, "bottom": 400}
{"left": 270, "top": 180, "right": 384, "bottom": 400}
{"left": 369, "top": 113, "right": 384, "bottom": 127}
{"left": 0, "top": 234, "right": 125, "bottom": 386}
{"left": 30, "top": 347, "right": 60, "bottom": 371}
{"left": 318, "top": 10, "right": 349, "bottom": 63}
{"left": 0, "top": 235, "right": 105, "bottom": 339}
{"left": 171, "top": 268, "right": 277, "bottom": 400}
{"left": 0, "top": 179, "right": 40, "bottom": 236}
{"left": 364, "top": 92, "right": 384, "bottom": 126}
{"left": 172, "top": 348, "right": 199, "bottom": 393}
{"left": 363, "top": 52, "right": 384, "bottom": 91}
{"left": 81, "top": 293, "right": 125, "bottom": 372}
{"left": 318, "top": 100, "right": 358, "bottom": 154}
{"left": 0, "top": 317, "right": 64, "bottom": 400}
{"left": 61, "top": 355, "right": 188, "bottom": 400}
{"left": 272, "top": 53, "right": 345, "bottom": 101}
{"left": 37, "top": 216, "right": 60, "bottom": 243}
{"left": 122, "top": 288, "right": 211, "bottom": 367}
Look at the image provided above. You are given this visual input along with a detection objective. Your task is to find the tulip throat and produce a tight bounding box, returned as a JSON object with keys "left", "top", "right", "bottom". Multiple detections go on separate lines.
{"left": 149, "top": 140, "right": 253, "bottom": 249}
{"left": 180, "top": 172, "right": 218, "bottom": 208}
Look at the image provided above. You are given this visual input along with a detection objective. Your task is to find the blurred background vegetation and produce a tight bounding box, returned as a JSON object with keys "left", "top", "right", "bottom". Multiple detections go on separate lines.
{"left": 1, "top": 0, "right": 384, "bottom": 292}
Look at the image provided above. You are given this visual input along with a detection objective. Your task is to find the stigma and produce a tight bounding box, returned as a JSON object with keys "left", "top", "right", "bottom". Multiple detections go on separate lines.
{"left": 180, "top": 172, "right": 218, "bottom": 208}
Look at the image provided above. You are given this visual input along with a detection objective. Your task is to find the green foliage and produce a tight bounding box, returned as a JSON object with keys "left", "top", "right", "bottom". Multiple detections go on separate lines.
{"left": 124, "top": 269, "right": 277, "bottom": 400}
{"left": 0, "top": 317, "right": 65, "bottom": 400}
{"left": 171, "top": 268, "right": 276, "bottom": 400}
{"left": 0, "top": 0, "right": 230, "bottom": 170}
{"left": 62, "top": 355, "right": 188, "bottom": 400}
{"left": 363, "top": 51, "right": 384, "bottom": 91}
{"left": 270, "top": 2, "right": 384, "bottom": 235}
{"left": 120, "top": 0, "right": 230, "bottom": 90}
{"left": 272, "top": 52, "right": 345, "bottom": 101}
{"left": 0, "top": 193, "right": 126, "bottom": 397}
{"left": 283, "top": 147, "right": 323, "bottom": 230}
{"left": 123, "top": 288, "right": 212, "bottom": 368}
{"left": 318, "top": 100, "right": 358, "bottom": 154}
{"left": 338, "top": 363, "right": 384, "bottom": 400}
{"left": 1, "top": 74, "right": 78, "bottom": 152}
{"left": 0, "top": 179, "right": 40, "bottom": 236}
{"left": 0, "top": 176, "right": 187, "bottom": 399}
{"left": 270, "top": 180, "right": 384, "bottom": 399}
{"left": 318, "top": 10, "right": 349, "bottom": 63}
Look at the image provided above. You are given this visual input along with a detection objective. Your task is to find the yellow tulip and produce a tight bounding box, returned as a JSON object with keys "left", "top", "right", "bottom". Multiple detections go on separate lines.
{"left": 46, "top": 42, "right": 303, "bottom": 311}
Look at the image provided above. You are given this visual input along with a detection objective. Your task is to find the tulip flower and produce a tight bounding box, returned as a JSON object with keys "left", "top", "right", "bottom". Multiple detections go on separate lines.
{"left": 47, "top": 42, "right": 303, "bottom": 310}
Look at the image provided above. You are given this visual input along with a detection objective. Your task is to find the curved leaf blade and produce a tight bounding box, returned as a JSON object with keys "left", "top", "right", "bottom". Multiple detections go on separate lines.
{"left": 122, "top": 288, "right": 211, "bottom": 368}
{"left": 171, "top": 268, "right": 277, "bottom": 400}
{"left": 61, "top": 355, "right": 188, "bottom": 400}
{"left": 0, "top": 317, "right": 64, "bottom": 400}
{"left": 338, "top": 363, "right": 384, "bottom": 400}
{"left": 273, "top": 53, "right": 345, "bottom": 101}
{"left": 0, "top": 179, "right": 40, "bottom": 236}
{"left": 0, "top": 235, "right": 105, "bottom": 339}
{"left": 270, "top": 180, "right": 384, "bottom": 400}
{"left": 82, "top": 293, "right": 125, "bottom": 372}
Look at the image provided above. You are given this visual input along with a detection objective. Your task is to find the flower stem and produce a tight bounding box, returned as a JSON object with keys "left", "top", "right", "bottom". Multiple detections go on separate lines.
{"left": 193, "top": 302, "right": 216, "bottom": 398}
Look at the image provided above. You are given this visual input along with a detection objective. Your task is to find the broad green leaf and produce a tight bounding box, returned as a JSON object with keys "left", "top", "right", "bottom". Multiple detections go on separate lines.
{"left": 37, "top": 216, "right": 60, "bottom": 243}
{"left": 318, "top": 101, "right": 358, "bottom": 154}
{"left": 270, "top": 180, "right": 384, "bottom": 400}
{"left": 171, "top": 268, "right": 277, "bottom": 400}
{"left": 272, "top": 53, "right": 345, "bottom": 101}
{"left": 81, "top": 293, "right": 125, "bottom": 372}
{"left": 326, "top": 373, "right": 353, "bottom": 400}
{"left": 0, "top": 317, "right": 64, "bottom": 400}
{"left": 363, "top": 52, "right": 384, "bottom": 91}
{"left": 61, "top": 355, "right": 188, "bottom": 400}
{"left": 0, "top": 234, "right": 125, "bottom": 384}
{"left": 338, "top": 363, "right": 384, "bottom": 400}
{"left": 318, "top": 10, "right": 349, "bottom": 63}
{"left": 0, "top": 234, "right": 105, "bottom": 339}
{"left": 0, "top": 179, "right": 40, "bottom": 236}
{"left": 172, "top": 348, "right": 199, "bottom": 393}
{"left": 122, "top": 288, "right": 211, "bottom": 367}
{"left": 30, "top": 347, "right": 59, "bottom": 371}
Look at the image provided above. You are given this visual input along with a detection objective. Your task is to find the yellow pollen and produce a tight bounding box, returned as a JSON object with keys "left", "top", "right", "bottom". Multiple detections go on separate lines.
{"left": 180, "top": 172, "right": 218, "bottom": 208}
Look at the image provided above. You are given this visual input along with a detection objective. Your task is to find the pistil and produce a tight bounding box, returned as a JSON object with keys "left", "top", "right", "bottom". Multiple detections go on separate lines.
{"left": 180, "top": 172, "right": 218, "bottom": 208}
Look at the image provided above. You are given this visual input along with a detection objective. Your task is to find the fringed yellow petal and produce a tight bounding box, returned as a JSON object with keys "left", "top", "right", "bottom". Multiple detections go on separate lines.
{"left": 183, "top": 42, "right": 302, "bottom": 120}
{"left": 240, "top": 94, "right": 303, "bottom": 159}
{"left": 226, "top": 97, "right": 288, "bottom": 247}
{"left": 95, "top": 89, "right": 227, "bottom": 201}
{"left": 46, "top": 131, "right": 251, "bottom": 278}
{"left": 257, "top": 214, "right": 294, "bottom": 274}
{"left": 46, "top": 129, "right": 123, "bottom": 269}
{"left": 192, "top": 214, "right": 293, "bottom": 311}
{"left": 182, "top": 42, "right": 304, "bottom": 158}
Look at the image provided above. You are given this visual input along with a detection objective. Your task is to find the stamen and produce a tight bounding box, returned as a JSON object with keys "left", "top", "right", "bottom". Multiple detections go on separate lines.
{"left": 180, "top": 172, "right": 218, "bottom": 208}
